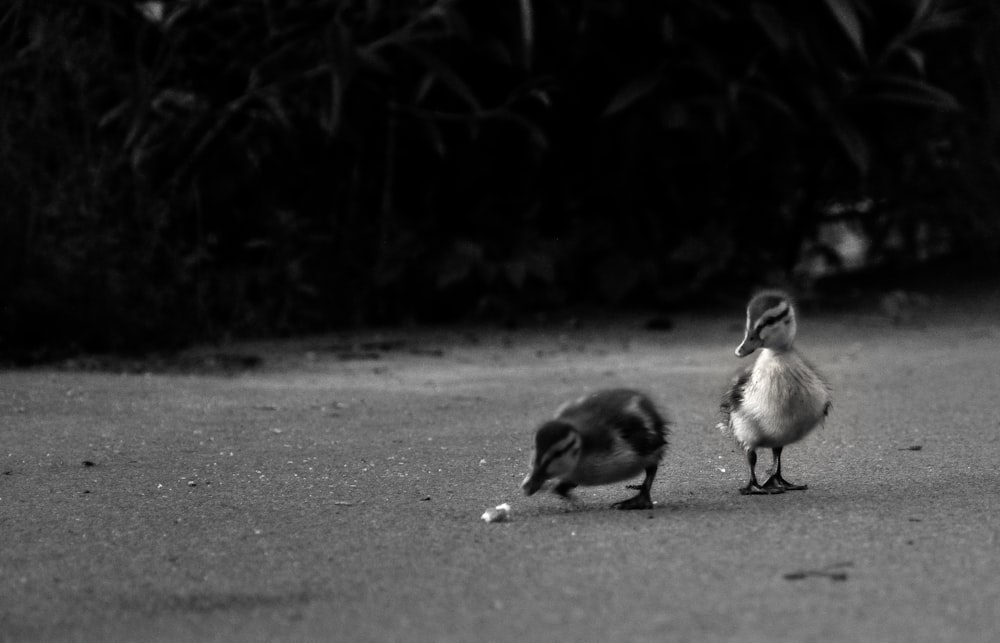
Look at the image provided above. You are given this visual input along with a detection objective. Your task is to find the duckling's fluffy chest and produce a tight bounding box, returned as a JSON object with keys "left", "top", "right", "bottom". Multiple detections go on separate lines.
{"left": 732, "top": 350, "right": 830, "bottom": 449}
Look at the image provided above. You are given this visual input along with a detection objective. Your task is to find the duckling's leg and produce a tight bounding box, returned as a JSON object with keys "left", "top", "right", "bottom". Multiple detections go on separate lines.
{"left": 553, "top": 480, "right": 578, "bottom": 500}
{"left": 740, "top": 448, "right": 784, "bottom": 495}
{"left": 761, "top": 446, "right": 807, "bottom": 491}
{"left": 614, "top": 465, "right": 657, "bottom": 510}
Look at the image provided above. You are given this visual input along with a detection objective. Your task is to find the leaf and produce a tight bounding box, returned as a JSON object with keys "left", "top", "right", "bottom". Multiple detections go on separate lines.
{"left": 911, "top": 8, "right": 967, "bottom": 36}
{"left": 913, "top": 0, "right": 933, "bottom": 22}
{"left": 821, "top": 0, "right": 865, "bottom": 59}
{"left": 831, "top": 118, "right": 870, "bottom": 176}
{"left": 867, "top": 90, "right": 960, "bottom": 112}
{"left": 415, "top": 73, "right": 435, "bottom": 103}
{"left": 528, "top": 88, "right": 551, "bottom": 108}
{"left": 356, "top": 46, "right": 391, "bottom": 75}
{"left": 900, "top": 46, "right": 925, "bottom": 76}
{"left": 604, "top": 75, "right": 661, "bottom": 117}
{"left": 429, "top": 0, "right": 472, "bottom": 40}
{"left": 881, "top": 6, "right": 965, "bottom": 67}
{"left": 518, "top": 0, "right": 534, "bottom": 69}
{"left": 404, "top": 45, "right": 482, "bottom": 113}
{"left": 867, "top": 75, "right": 962, "bottom": 112}
{"left": 502, "top": 112, "right": 549, "bottom": 150}
{"left": 136, "top": 1, "right": 164, "bottom": 24}
{"left": 420, "top": 117, "right": 447, "bottom": 157}
{"left": 751, "top": 2, "right": 790, "bottom": 52}
{"left": 98, "top": 101, "right": 129, "bottom": 129}
{"left": 740, "top": 86, "right": 800, "bottom": 125}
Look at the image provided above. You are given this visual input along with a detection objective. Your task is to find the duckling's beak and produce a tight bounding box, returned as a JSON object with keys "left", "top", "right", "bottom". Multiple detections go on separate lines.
{"left": 521, "top": 471, "right": 544, "bottom": 496}
{"left": 735, "top": 334, "right": 760, "bottom": 358}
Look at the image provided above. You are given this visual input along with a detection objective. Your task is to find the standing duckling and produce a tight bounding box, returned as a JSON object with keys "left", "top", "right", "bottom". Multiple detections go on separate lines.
{"left": 719, "top": 290, "right": 831, "bottom": 495}
{"left": 521, "top": 389, "right": 669, "bottom": 510}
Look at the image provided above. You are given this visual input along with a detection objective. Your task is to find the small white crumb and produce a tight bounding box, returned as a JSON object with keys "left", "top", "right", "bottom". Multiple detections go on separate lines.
{"left": 481, "top": 503, "right": 511, "bottom": 523}
{"left": 479, "top": 459, "right": 487, "bottom": 465}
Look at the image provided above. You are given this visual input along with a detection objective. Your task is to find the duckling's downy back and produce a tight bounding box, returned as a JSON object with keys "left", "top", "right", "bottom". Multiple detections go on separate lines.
{"left": 556, "top": 389, "right": 668, "bottom": 456}
{"left": 555, "top": 389, "right": 668, "bottom": 487}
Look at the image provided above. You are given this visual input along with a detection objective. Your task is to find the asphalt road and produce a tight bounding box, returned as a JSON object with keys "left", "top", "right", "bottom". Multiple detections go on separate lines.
{"left": 2, "top": 295, "right": 999, "bottom": 642}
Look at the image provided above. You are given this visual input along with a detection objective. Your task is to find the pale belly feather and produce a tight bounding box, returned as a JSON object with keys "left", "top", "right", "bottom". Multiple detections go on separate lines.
{"left": 733, "top": 351, "right": 829, "bottom": 450}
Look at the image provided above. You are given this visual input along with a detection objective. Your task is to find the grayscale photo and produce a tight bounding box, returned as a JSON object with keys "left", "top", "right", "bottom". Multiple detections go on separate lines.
{"left": 2, "top": 1, "right": 999, "bottom": 641}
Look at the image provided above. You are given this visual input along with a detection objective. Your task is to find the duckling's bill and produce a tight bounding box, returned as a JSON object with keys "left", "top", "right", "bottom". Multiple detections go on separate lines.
{"left": 735, "top": 335, "right": 762, "bottom": 357}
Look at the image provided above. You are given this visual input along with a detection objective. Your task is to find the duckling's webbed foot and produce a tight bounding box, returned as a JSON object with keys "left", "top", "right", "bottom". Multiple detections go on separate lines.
{"left": 761, "top": 474, "right": 807, "bottom": 491}
{"left": 762, "top": 448, "right": 807, "bottom": 490}
{"left": 739, "top": 482, "right": 785, "bottom": 495}
{"left": 614, "top": 465, "right": 657, "bottom": 510}
{"left": 613, "top": 493, "right": 654, "bottom": 510}
{"left": 738, "top": 450, "right": 782, "bottom": 495}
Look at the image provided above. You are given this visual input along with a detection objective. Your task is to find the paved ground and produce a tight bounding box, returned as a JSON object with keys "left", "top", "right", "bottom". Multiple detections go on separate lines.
{"left": 2, "top": 293, "right": 1000, "bottom": 642}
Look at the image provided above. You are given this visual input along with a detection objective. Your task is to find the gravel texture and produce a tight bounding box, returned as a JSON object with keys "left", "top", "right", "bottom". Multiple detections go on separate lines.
{"left": 2, "top": 298, "right": 1000, "bottom": 642}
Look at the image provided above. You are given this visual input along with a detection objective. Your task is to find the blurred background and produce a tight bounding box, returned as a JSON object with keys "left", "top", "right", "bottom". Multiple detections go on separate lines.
{"left": 2, "top": 0, "right": 998, "bottom": 361}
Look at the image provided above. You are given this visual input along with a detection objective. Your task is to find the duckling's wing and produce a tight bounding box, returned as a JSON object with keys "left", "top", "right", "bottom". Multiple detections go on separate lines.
{"left": 622, "top": 393, "right": 669, "bottom": 451}
{"left": 719, "top": 365, "right": 753, "bottom": 430}
{"left": 798, "top": 354, "right": 834, "bottom": 401}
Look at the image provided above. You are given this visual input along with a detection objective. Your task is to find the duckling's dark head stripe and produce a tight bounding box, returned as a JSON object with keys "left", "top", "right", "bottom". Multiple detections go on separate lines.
{"left": 747, "top": 290, "right": 791, "bottom": 320}
{"left": 534, "top": 421, "right": 578, "bottom": 469}
{"left": 538, "top": 435, "right": 578, "bottom": 471}
{"left": 753, "top": 303, "right": 790, "bottom": 334}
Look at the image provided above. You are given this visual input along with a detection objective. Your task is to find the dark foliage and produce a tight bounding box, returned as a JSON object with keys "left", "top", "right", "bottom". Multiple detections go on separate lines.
{"left": 1, "top": 0, "right": 998, "bottom": 358}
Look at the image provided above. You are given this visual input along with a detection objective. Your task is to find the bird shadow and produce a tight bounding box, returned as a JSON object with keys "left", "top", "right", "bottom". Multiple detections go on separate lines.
{"left": 782, "top": 561, "right": 853, "bottom": 582}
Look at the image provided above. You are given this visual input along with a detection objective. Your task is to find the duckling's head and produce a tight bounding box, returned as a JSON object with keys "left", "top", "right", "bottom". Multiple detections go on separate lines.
{"left": 520, "top": 420, "right": 582, "bottom": 496}
{"left": 735, "top": 290, "right": 797, "bottom": 357}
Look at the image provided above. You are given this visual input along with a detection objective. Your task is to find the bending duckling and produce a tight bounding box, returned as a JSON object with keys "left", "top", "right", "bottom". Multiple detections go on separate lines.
{"left": 521, "top": 389, "right": 669, "bottom": 510}
{"left": 719, "top": 290, "right": 831, "bottom": 495}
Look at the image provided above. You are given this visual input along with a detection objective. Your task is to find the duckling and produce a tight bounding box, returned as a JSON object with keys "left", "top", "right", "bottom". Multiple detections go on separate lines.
{"left": 521, "top": 389, "right": 669, "bottom": 510}
{"left": 719, "top": 290, "right": 831, "bottom": 495}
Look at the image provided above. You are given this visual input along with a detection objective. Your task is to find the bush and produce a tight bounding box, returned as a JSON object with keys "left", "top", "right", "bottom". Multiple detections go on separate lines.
{"left": 1, "top": 0, "right": 997, "bottom": 358}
